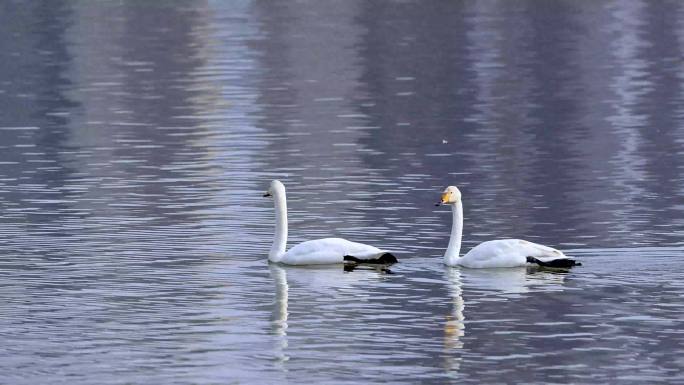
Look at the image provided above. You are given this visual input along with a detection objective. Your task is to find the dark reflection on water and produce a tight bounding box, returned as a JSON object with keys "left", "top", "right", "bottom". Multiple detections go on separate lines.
{"left": 1, "top": 1, "right": 684, "bottom": 384}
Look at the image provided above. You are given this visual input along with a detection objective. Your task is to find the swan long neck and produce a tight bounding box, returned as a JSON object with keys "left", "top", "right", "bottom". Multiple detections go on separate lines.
{"left": 269, "top": 190, "right": 288, "bottom": 262}
{"left": 444, "top": 201, "right": 463, "bottom": 266}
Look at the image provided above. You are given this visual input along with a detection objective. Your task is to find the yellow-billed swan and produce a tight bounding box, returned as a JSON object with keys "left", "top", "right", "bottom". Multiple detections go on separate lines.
{"left": 264, "top": 180, "right": 397, "bottom": 265}
{"left": 437, "top": 186, "right": 580, "bottom": 268}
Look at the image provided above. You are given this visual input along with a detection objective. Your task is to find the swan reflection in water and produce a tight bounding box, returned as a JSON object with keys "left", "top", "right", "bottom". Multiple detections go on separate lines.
{"left": 269, "top": 264, "right": 290, "bottom": 367}
{"left": 268, "top": 263, "right": 392, "bottom": 367}
{"left": 269, "top": 262, "right": 569, "bottom": 373}
{"left": 442, "top": 266, "right": 570, "bottom": 373}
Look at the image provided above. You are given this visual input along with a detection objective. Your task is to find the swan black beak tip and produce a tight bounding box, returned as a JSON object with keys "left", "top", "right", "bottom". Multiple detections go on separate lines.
{"left": 263, "top": 193, "right": 272, "bottom": 198}
{"left": 435, "top": 202, "right": 442, "bottom": 207}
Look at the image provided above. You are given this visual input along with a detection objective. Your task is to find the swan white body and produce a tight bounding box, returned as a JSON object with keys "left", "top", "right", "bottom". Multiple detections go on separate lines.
{"left": 439, "top": 186, "right": 577, "bottom": 268}
{"left": 277, "top": 237, "right": 385, "bottom": 265}
{"left": 455, "top": 238, "right": 567, "bottom": 268}
{"left": 265, "top": 180, "right": 392, "bottom": 265}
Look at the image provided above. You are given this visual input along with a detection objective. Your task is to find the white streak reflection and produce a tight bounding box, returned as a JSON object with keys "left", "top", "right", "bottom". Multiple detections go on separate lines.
{"left": 443, "top": 267, "right": 464, "bottom": 373}
{"left": 269, "top": 264, "right": 289, "bottom": 367}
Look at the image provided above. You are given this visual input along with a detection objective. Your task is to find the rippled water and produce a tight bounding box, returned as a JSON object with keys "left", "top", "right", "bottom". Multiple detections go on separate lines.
{"left": 2, "top": 1, "right": 684, "bottom": 384}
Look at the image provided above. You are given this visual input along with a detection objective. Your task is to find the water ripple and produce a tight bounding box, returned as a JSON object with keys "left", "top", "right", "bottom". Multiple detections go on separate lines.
{"left": 2, "top": 1, "right": 684, "bottom": 384}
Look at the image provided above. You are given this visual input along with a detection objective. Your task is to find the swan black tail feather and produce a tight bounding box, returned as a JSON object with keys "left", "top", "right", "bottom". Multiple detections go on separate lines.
{"left": 526, "top": 256, "right": 581, "bottom": 268}
{"left": 344, "top": 264, "right": 394, "bottom": 274}
{"left": 344, "top": 253, "right": 398, "bottom": 265}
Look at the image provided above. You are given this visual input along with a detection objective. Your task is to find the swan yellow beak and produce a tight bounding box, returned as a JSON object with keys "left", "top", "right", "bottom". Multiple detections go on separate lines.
{"left": 441, "top": 192, "right": 450, "bottom": 204}
{"left": 437, "top": 192, "right": 459, "bottom": 206}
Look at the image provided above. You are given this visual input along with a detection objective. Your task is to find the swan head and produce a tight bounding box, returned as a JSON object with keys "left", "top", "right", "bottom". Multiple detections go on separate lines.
{"left": 437, "top": 186, "right": 461, "bottom": 206}
{"left": 263, "top": 179, "right": 285, "bottom": 198}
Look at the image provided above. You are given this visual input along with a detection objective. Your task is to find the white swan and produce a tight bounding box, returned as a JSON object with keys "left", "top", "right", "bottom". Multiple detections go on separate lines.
{"left": 437, "top": 186, "right": 580, "bottom": 268}
{"left": 264, "top": 180, "right": 397, "bottom": 265}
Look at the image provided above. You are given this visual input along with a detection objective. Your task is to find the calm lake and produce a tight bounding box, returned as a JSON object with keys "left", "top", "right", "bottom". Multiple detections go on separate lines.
{"left": 2, "top": 1, "right": 684, "bottom": 384}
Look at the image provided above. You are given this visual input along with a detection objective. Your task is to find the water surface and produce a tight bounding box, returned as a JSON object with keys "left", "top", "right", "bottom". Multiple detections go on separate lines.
{"left": 1, "top": 1, "right": 684, "bottom": 384}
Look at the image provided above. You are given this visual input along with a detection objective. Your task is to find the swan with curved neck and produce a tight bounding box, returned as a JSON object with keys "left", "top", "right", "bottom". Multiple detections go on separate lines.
{"left": 437, "top": 186, "right": 580, "bottom": 268}
{"left": 264, "top": 180, "right": 397, "bottom": 265}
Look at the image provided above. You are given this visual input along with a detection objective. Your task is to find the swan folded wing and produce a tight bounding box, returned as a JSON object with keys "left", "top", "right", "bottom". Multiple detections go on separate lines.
{"left": 342, "top": 240, "right": 386, "bottom": 260}
{"left": 459, "top": 239, "right": 566, "bottom": 268}
{"left": 281, "top": 238, "right": 384, "bottom": 265}
{"left": 515, "top": 239, "right": 568, "bottom": 261}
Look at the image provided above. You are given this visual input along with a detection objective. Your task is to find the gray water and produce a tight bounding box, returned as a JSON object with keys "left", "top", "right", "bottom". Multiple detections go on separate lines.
{"left": 2, "top": 1, "right": 684, "bottom": 384}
